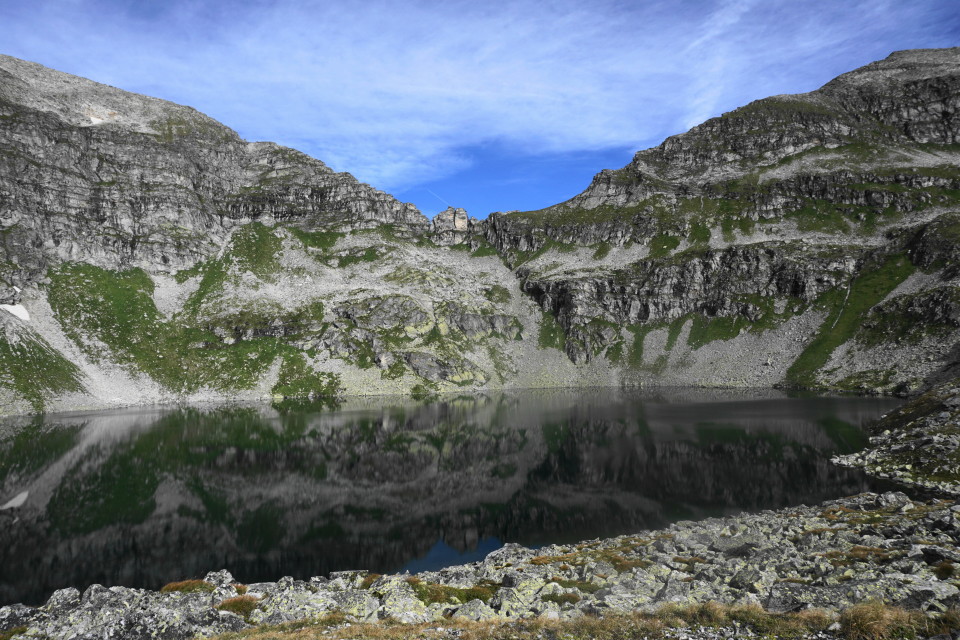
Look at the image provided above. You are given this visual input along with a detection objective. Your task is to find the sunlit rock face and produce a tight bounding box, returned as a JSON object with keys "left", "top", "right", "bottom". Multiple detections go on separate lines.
{"left": 0, "top": 389, "right": 898, "bottom": 605}
{"left": 0, "top": 48, "right": 959, "bottom": 412}
{"left": 431, "top": 207, "right": 478, "bottom": 246}
{"left": 0, "top": 54, "right": 428, "bottom": 280}
{"left": 481, "top": 48, "right": 960, "bottom": 392}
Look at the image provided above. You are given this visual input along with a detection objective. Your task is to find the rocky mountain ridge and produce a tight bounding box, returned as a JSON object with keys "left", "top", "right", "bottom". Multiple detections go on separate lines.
{"left": 1, "top": 49, "right": 959, "bottom": 414}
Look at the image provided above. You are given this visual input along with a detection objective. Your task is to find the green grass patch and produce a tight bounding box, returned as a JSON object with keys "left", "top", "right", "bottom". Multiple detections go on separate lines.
{"left": 0, "top": 326, "right": 84, "bottom": 412}
{"left": 626, "top": 324, "right": 656, "bottom": 368}
{"left": 271, "top": 351, "right": 342, "bottom": 398}
{"left": 509, "top": 203, "right": 643, "bottom": 227}
{"left": 381, "top": 358, "right": 406, "bottom": 380}
{"left": 720, "top": 215, "right": 755, "bottom": 241}
{"left": 230, "top": 222, "right": 282, "bottom": 278}
{"left": 648, "top": 235, "right": 681, "bottom": 259}
{"left": 665, "top": 317, "right": 686, "bottom": 351}
{"left": 855, "top": 286, "right": 960, "bottom": 347}
{"left": 470, "top": 244, "right": 499, "bottom": 258}
{"left": 592, "top": 243, "right": 612, "bottom": 259}
{"left": 836, "top": 369, "right": 897, "bottom": 393}
{"left": 605, "top": 340, "right": 624, "bottom": 364}
{"left": 688, "top": 224, "right": 711, "bottom": 245}
{"left": 538, "top": 310, "right": 566, "bottom": 351}
{"left": 48, "top": 263, "right": 337, "bottom": 396}
{"left": 484, "top": 285, "right": 512, "bottom": 304}
{"left": 687, "top": 315, "right": 748, "bottom": 350}
{"left": 337, "top": 247, "right": 379, "bottom": 267}
{"left": 289, "top": 228, "right": 345, "bottom": 252}
{"left": 405, "top": 577, "right": 499, "bottom": 605}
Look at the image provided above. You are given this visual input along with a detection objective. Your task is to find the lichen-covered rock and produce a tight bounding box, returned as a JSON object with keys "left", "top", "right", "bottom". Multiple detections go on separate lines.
{"left": 330, "top": 590, "right": 379, "bottom": 622}
{"left": 203, "top": 570, "right": 235, "bottom": 588}
{"left": 378, "top": 588, "right": 434, "bottom": 623}
{"left": 244, "top": 576, "right": 339, "bottom": 625}
{"left": 451, "top": 599, "right": 497, "bottom": 621}
{"left": 0, "top": 603, "right": 42, "bottom": 631}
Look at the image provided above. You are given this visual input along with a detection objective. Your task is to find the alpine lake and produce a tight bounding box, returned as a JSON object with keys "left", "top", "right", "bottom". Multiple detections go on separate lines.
{"left": 0, "top": 388, "right": 902, "bottom": 606}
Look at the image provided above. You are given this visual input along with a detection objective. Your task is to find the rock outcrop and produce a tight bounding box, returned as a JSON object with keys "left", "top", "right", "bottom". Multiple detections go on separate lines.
{"left": 431, "top": 207, "right": 478, "bottom": 246}
{"left": 835, "top": 376, "right": 960, "bottom": 497}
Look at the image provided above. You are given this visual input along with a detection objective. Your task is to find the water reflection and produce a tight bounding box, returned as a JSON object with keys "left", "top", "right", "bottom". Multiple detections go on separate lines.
{"left": 0, "top": 388, "right": 899, "bottom": 605}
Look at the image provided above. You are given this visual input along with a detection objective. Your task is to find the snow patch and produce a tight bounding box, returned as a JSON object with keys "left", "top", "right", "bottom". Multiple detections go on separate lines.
{"left": 0, "top": 490, "right": 28, "bottom": 510}
{"left": 0, "top": 304, "right": 30, "bottom": 321}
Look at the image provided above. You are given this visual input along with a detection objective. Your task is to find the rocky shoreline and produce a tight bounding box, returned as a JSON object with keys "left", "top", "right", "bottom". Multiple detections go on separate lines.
{"left": 2, "top": 488, "right": 959, "bottom": 639}
{"left": 834, "top": 380, "right": 960, "bottom": 499}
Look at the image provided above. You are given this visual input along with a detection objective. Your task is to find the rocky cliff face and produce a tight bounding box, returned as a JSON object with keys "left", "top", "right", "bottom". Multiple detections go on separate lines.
{"left": 0, "top": 55, "right": 426, "bottom": 294}
{"left": 482, "top": 47, "right": 960, "bottom": 394}
{"left": 1, "top": 49, "right": 959, "bottom": 414}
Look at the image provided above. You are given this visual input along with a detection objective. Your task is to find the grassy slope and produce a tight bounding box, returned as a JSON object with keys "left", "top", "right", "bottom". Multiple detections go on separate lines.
{"left": 786, "top": 255, "right": 916, "bottom": 388}
{"left": 0, "top": 325, "right": 84, "bottom": 412}
{"left": 46, "top": 223, "right": 341, "bottom": 399}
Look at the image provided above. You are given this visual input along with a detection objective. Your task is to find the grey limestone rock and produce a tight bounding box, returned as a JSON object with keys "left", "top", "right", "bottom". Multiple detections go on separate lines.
{"left": 431, "top": 207, "right": 476, "bottom": 246}
{"left": 202, "top": 569, "right": 235, "bottom": 588}
{"left": 451, "top": 599, "right": 497, "bottom": 621}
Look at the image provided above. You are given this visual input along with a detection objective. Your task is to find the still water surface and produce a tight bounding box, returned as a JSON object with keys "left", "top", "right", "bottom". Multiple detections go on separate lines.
{"left": 0, "top": 388, "right": 900, "bottom": 605}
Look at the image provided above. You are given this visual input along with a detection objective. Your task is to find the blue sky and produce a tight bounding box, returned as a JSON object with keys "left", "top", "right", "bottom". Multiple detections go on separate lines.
{"left": 1, "top": 1, "right": 958, "bottom": 218}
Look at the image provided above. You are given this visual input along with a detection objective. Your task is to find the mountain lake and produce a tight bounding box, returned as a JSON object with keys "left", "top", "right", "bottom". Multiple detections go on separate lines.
{"left": 0, "top": 388, "right": 902, "bottom": 606}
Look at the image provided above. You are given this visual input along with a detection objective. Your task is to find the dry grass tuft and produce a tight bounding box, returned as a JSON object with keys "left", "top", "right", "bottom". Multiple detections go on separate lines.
{"left": 160, "top": 579, "right": 216, "bottom": 594}
{"left": 840, "top": 601, "right": 924, "bottom": 640}
{"left": 934, "top": 560, "right": 956, "bottom": 580}
{"left": 217, "top": 595, "right": 262, "bottom": 620}
{"left": 205, "top": 601, "right": 960, "bottom": 640}
{"left": 359, "top": 573, "right": 382, "bottom": 590}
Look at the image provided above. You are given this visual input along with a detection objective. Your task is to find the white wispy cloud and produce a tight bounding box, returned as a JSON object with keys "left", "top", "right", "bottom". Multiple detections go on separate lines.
{"left": 0, "top": 0, "right": 955, "bottom": 191}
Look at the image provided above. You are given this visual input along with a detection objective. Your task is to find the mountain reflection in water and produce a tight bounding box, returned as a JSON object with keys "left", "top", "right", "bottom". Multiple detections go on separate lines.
{"left": 0, "top": 388, "right": 900, "bottom": 606}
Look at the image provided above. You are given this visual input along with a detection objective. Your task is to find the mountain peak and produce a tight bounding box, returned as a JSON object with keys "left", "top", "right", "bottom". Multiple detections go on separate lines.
{"left": 0, "top": 54, "right": 237, "bottom": 140}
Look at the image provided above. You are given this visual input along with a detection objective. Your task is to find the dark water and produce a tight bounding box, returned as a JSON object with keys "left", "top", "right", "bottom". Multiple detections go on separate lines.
{"left": 0, "top": 388, "right": 900, "bottom": 606}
